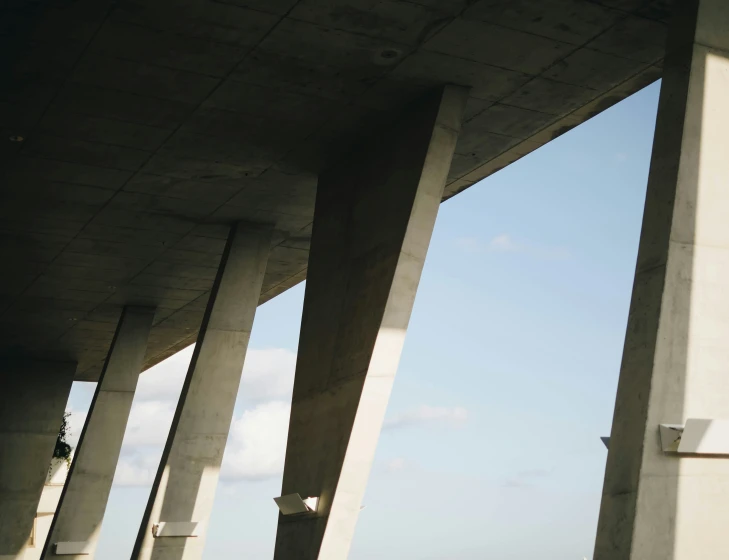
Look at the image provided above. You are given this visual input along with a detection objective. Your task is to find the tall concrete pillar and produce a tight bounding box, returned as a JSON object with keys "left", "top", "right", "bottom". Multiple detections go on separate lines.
{"left": 274, "top": 85, "right": 467, "bottom": 560}
{"left": 594, "top": 1, "right": 729, "bottom": 559}
{"left": 131, "top": 222, "right": 272, "bottom": 560}
{"left": 0, "top": 360, "right": 76, "bottom": 560}
{"left": 40, "top": 307, "right": 154, "bottom": 559}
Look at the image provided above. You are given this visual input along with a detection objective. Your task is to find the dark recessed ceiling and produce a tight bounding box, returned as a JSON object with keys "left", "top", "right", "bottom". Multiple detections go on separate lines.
{"left": 0, "top": 0, "right": 671, "bottom": 380}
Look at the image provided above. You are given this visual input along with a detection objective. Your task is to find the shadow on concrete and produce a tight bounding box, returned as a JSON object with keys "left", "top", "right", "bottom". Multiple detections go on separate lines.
{"left": 593, "top": 1, "right": 712, "bottom": 558}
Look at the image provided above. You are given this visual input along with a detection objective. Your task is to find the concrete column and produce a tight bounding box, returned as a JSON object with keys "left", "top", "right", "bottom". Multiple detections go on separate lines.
{"left": 274, "top": 85, "right": 467, "bottom": 560}
{"left": 0, "top": 360, "right": 76, "bottom": 560}
{"left": 40, "top": 307, "right": 154, "bottom": 559}
{"left": 594, "top": 2, "right": 729, "bottom": 559}
{"left": 131, "top": 222, "right": 272, "bottom": 560}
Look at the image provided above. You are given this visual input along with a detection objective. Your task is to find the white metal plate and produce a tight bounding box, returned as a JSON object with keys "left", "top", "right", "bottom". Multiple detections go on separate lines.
{"left": 274, "top": 494, "right": 311, "bottom": 515}
{"left": 678, "top": 418, "right": 729, "bottom": 454}
{"left": 55, "top": 542, "right": 91, "bottom": 555}
{"left": 153, "top": 521, "right": 199, "bottom": 537}
{"left": 303, "top": 496, "right": 319, "bottom": 512}
{"left": 659, "top": 423, "right": 684, "bottom": 452}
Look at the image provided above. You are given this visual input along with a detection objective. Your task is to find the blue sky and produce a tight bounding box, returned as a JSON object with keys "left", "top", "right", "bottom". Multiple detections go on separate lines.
{"left": 65, "top": 81, "right": 660, "bottom": 560}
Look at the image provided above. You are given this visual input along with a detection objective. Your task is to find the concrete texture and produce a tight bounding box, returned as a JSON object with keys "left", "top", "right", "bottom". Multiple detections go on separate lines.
{"left": 23, "top": 459, "right": 69, "bottom": 560}
{"left": 1, "top": 0, "right": 672, "bottom": 382}
{"left": 41, "top": 306, "right": 154, "bottom": 559}
{"left": 132, "top": 222, "right": 272, "bottom": 560}
{"left": 274, "top": 85, "right": 467, "bottom": 560}
{"left": 0, "top": 361, "right": 76, "bottom": 560}
{"left": 593, "top": 1, "right": 729, "bottom": 559}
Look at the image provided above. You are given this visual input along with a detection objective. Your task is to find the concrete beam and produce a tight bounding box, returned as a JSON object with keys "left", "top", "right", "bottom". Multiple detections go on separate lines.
{"left": 41, "top": 307, "right": 154, "bottom": 559}
{"left": 131, "top": 222, "right": 272, "bottom": 560}
{"left": 273, "top": 85, "right": 468, "bottom": 560}
{"left": 594, "top": 1, "right": 729, "bottom": 559}
{"left": 0, "top": 360, "right": 76, "bottom": 560}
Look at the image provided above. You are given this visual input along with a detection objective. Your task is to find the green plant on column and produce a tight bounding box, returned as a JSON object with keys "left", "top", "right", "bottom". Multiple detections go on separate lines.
{"left": 52, "top": 412, "right": 72, "bottom": 469}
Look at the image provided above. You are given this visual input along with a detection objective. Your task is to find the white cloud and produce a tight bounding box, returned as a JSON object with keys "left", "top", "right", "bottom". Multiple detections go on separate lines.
{"left": 114, "top": 451, "right": 162, "bottom": 487}
{"left": 105, "top": 344, "right": 296, "bottom": 486}
{"left": 384, "top": 405, "right": 468, "bottom": 430}
{"left": 241, "top": 348, "right": 297, "bottom": 400}
{"left": 456, "top": 233, "right": 571, "bottom": 261}
{"left": 221, "top": 401, "right": 291, "bottom": 481}
{"left": 489, "top": 233, "right": 520, "bottom": 252}
{"left": 113, "top": 400, "right": 292, "bottom": 486}
{"left": 109, "top": 397, "right": 179, "bottom": 485}
{"left": 133, "top": 345, "right": 297, "bottom": 403}
{"left": 123, "top": 400, "right": 178, "bottom": 447}
{"left": 28, "top": 341, "right": 293, "bottom": 488}
{"left": 136, "top": 347, "right": 191, "bottom": 401}
{"left": 384, "top": 457, "right": 408, "bottom": 473}
{"left": 77, "top": 349, "right": 471, "bottom": 488}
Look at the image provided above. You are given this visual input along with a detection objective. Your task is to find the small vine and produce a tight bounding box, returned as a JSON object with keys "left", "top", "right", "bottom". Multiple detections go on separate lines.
{"left": 52, "top": 412, "right": 73, "bottom": 469}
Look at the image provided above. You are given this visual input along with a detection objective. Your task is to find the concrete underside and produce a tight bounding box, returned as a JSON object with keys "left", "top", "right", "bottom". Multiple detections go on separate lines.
{"left": 1, "top": 0, "right": 672, "bottom": 381}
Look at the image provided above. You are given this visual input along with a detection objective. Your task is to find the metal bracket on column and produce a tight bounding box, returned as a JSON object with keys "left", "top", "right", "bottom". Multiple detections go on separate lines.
{"left": 600, "top": 436, "right": 610, "bottom": 449}
{"left": 152, "top": 521, "right": 199, "bottom": 538}
{"left": 274, "top": 494, "right": 319, "bottom": 515}
{"left": 660, "top": 419, "right": 729, "bottom": 455}
{"left": 54, "top": 542, "right": 91, "bottom": 555}
{"left": 659, "top": 423, "right": 684, "bottom": 452}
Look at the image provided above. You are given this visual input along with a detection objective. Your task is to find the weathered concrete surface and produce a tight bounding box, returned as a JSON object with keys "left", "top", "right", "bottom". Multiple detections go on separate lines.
{"left": 132, "top": 222, "right": 271, "bottom": 560}
{"left": 274, "top": 85, "right": 467, "bottom": 560}
{"left": 594, "top": 1, "right": 729, "bottom": 559}
{"left": 0, "top": 361, "right": 76, "bottom": 560}
{"left": 24, "top": 459, "right": 69, "bottom": 560}
{"left": 0, "top": 0, "right": 672, "bottom": 381}
{"left": 41, "top": 306, "right": 154, "bottom": 559}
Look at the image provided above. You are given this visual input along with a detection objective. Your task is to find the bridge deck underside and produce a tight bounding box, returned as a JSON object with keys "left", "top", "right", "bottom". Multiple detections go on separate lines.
{"left": 0, "top": 0, "right": 671, "bottom": 379}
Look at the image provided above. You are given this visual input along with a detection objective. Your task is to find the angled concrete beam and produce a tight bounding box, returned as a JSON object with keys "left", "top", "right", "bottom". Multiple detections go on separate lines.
{"left": 40, "top": 307, "right": 154, "bottom": 559}
{"left": 0, "top": 360, "right": 76, "bottom": 560}
{"left": 594, "top": 1, "right": 729, "bottom": 559}
{"left": 274, "top": 85, "right": 468, "bottom": 560}
{"left": 132, "top": 222, "right": 272, "bottom": 560}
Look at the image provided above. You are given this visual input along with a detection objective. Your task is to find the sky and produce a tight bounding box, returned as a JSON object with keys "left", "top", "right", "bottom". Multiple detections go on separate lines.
{"left": 64, "top": 81, "right": 660, "bottom": 560}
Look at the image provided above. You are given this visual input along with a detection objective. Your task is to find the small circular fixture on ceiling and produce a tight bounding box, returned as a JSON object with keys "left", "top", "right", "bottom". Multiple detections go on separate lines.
{"left": 9, "top": 135, "right": 24, "bottom": 142}
{"left": 373, "top": 47, "right": 403, "bottom": 65}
